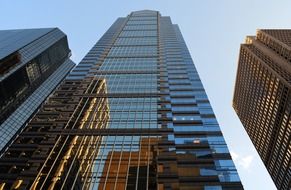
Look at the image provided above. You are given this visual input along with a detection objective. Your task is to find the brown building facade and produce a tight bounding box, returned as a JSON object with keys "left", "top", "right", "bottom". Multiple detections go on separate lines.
{"left": 233, "top": 29, "right": 291, "bottom": 190}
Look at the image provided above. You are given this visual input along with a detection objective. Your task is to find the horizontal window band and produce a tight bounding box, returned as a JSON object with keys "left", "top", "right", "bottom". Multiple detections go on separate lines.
{"left": 21, "top": 128, "right": 173, "bottom": 136}
{"left": 92, "top": 70, "right": 159, "bottom": 74}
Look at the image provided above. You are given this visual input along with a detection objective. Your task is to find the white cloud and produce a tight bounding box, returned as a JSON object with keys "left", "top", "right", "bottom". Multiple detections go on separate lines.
{"left": 240, "top": 155, "right": 253, "bottom": 169}
{"left": 230, "top": 151, "right": 254, "bottom": 170}
{"left": 231, "top": 151, "right": 239, "bottom": 161}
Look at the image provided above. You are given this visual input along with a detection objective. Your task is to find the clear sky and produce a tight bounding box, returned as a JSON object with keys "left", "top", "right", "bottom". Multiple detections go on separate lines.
{"left": 1, "top": 1, "right": 290, "bottom": 189}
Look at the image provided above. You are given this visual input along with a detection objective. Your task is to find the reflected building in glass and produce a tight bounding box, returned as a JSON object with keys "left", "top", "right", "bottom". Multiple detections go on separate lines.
{"left": 0, "top": 28, "right": 75, "bottom": 152}
{"left": 0, "top": 11, "right": 243, "bottom": 190}
{"left": 233, "top": 29, "right": 291, "bottom": 190}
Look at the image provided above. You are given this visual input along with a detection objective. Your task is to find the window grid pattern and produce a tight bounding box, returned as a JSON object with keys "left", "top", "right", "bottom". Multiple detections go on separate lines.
{"left": 233, "top": 30, "right": 291, "bottom": 190}
{"left": 126, "top": 20, "right": 157, "bottom": 25}
{"left": 107, "top": 46, "right": 158, "bottom": 57}
{"left": 0, "top": 28, "right": 66, "bottom": 81}
{"left": 0, "top": 28, "right": 53, "bottom": 60}
{"left": 101, "top": 58, "right": 157, "bottom": 71}
{"left": 257, "top": 30, "right": 291, "bottom": 62}
{"left": 119, "top": 30, "right": 157, "bottom": 37}
{"left": 90, "top": 11, "right": 159, "bottom": 189}
{"left": 123, "top": 25, "right": 157, "bottom": 31}
{"left": 129, "top": 17, "right": 156, "bottom": 21}
{"left": 154, "top": 18, "right": 242, "bottom": 189}
{"left": 0, "top": 59, "right": 75, "bottom": 151}
{"left": 114, "top": 37, "right": 157, "bottom": 46}
{"left": 0, "top": 10, "right": 243, "bottom": 190}
{"left": 0, "top": 34, "right": 71, "bottom": 123}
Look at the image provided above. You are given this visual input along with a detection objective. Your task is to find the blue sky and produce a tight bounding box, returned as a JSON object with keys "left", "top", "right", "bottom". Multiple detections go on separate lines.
{"left": 1, "top": 1, "right": 290, "bottom": 189}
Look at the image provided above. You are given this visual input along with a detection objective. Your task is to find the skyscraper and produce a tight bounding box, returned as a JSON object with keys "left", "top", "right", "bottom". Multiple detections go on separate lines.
{"left": 233, "top": 29, "right": 291, "bottom": 190}
{"left": 0, "top": 10, "right": 243, "bottom": 190}
{"left": 0, "top": 28, "right": 75, "bottom": 152}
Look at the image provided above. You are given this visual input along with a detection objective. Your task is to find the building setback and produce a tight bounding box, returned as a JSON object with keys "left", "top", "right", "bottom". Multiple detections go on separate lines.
{"left": 233, "top": 29, "right": 291, "bottom": 190}
{"left": 0, "top": 28, "right": 75, "bottom": 153}
{"left": 0, "top": 11, "right": 243, "bottom": 189}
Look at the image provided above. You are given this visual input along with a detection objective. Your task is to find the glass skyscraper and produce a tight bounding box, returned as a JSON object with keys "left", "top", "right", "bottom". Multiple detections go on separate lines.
{"left": 0, "top": 28, "right": 75, "bottom": 153}
{"left": 0, "top": 11, "right": 243, "bottom": 190}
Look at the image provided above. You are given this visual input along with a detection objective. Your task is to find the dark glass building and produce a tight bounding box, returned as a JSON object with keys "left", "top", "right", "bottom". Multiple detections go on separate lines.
{"left": 233, "top": 29, "right": 291, "bottom": 190}
{"left": 0, "top": 28, "right": 75, "bottom": 152}
{"left": 0, "top": 11, "right": 243, "bottom": 190}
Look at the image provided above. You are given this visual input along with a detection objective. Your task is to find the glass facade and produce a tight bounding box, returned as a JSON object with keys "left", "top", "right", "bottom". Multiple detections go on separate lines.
{"left": 0, "top": 28, "right": 53, "bottom": 60}
{"left": 0, "top": 11, "right": 243, "bottom": 190}
{"left": 0, "top": 28, "right": 74, "bottom": 123}
{"left": 0, "top": 28, "right": 75, "bottom": 152}
{"left": 0, "top": 59, "right": 75, "bottom": 152}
